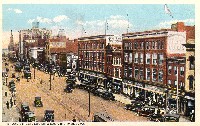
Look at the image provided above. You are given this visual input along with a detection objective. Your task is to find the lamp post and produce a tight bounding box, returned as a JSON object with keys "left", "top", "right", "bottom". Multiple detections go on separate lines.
{"left": 49, "top": 71, "right": 52, "bottom": 90}
{"left": 88, "top": 89, "right": 91, "bottom": 117}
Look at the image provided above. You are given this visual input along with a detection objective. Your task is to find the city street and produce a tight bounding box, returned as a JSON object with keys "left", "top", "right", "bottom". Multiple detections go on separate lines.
{"left": 2, "top": 60, "right": 148, "bottom": 122}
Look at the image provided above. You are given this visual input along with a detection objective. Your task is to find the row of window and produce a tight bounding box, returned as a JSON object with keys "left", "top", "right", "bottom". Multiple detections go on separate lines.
{"left": 168, "top": 65, "right": 185, "bottom": 76}
{"left": 80, "top": 61, "right": 104, "bottom": 72}
{"left": 124, "top": 40, "right": 164, "bottom": 50}
{"left": 79, "top": 42, "right": 105, "bottom": 49}
{"left": 124, "top": 52, "right": 164, "bottom": 65}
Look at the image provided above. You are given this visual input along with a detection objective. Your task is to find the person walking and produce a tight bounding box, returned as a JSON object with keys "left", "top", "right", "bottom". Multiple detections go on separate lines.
{"left": 10, "top": 101, "right": 13, "bottom": 108}
{"left": 6, "top": 101, "right": 9, "bottom": 109}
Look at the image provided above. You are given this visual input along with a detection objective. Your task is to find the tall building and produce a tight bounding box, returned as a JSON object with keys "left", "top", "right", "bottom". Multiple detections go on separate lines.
{"left": 8, "top": 30, "right": 14, "bottom": 51}
{"left": 78, "top": 35, "right": 122, "bottom": 89}
{"left": 122, "top": 22, "right": 189, "bottom": 109}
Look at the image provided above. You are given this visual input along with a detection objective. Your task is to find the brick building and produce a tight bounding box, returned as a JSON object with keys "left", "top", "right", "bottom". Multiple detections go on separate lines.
{"left": 78, "top": 35, "right": 122, "bottom": 89}
{"left": 122, "top": 22, "right": 189, "bottom": 109}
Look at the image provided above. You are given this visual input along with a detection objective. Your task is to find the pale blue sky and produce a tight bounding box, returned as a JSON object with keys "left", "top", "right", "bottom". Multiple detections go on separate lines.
{"left": 3, "top": 4, "right": 195, "bottom": 39}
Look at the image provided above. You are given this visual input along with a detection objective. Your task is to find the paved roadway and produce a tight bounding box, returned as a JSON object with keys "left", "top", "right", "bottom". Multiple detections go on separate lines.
{"left": 2, "top": 60, "right": 149, "bottom": 122}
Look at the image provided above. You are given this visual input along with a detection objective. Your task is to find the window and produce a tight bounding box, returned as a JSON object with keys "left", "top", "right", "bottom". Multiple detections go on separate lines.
{"left": 180, "top": 67, "right": 184, "bottom": 76}
{"left": 189, "top": 76, "right": 194, "bottom": 90}
{"left": 146, "top": 68, "right": 150, "bottom": 80}
{"left": 134, "top": 42, "right": 138, "bottom": 49}
{"left": 174, "top": 66, "right": 177, "bottom": 75}
{"left": 134, "top": 53, "right": 138, "bottom": 63}
{"left": 140, "top": 69, "right": 144, "bottom": 79}
{"left": 141, "top": 42, "right": 144, "bottom": 49}
{"left": 134, "top": 67, "right": 139, "bottom": 79}
{"left": 158, "top": 70, "right": 163, "bottom": 82}
{"left": 115, "top": 68, "right": 119, "bottom": 78}
{"left": 124, "top": 43, "right": 128, "bottom": 50}
{"left": 168, "top": 80, "right": 171, "bottom": 88}
{"left": 128, "top": 67, "right": 132, "bottom": 78}
{"left": 152, "top": 53, "right": 157, "bottom": 65}
{"left": 146, "top": 42, "right": 149, "bottom": 49}
{"left": 146, "top": 53, "right": 151, "bottom": 64}
{"left": 124, "top": 67, "right": 128, "bottom": 77}
{"left": 129, "top": 53, "right": 132, "bottom": 63}
{"left": 180, "top": 81, "right": 184, "bottom": 90}
{"left": 158, "top": 53, "right": 164, "bottom": 65}
{"left": 168, "top": 65, "right": 172, "bottom": 75}
{"left": 140, "top": 53, "right": 143, "bottom": 64}
{"left": 152, "top": 41, "right": 155, "bottom": 49}
{"left": 174, "top": 80, "right": 178, "bottom": 89}
{"left": 189, "top": 56, "right": 195, "bottom": 70}
{"left": 124, "top": 53, "right": 128, "bottom": 62}
{"left": 152, "top": 69, "right": 157, "bottom": 82}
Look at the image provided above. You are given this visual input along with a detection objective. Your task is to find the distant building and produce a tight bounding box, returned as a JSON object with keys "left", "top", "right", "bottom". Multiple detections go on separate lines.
{"left": 8, "top": 30, "right": 14, "bottom": 51}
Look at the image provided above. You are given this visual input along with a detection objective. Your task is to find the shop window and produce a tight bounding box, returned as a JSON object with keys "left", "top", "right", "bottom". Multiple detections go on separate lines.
{"left": 134, "top": 53, "right": 138, "bottom": 63}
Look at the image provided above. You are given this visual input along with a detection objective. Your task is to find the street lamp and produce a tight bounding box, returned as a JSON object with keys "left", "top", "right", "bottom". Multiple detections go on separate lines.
{"left": 88, "top": 88, "right": 91, "bottom": 117}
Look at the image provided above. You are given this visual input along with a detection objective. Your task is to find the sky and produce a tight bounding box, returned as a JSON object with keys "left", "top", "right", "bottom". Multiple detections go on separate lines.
{"left": 2, "top": 4, "right": 195, "bottom": 48}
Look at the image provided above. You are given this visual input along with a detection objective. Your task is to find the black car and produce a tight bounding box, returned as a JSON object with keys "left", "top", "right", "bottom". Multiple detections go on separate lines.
{"left": 44, "top": 110, "right": 54, "bottom": 122}
{"left": 124, "top": 104, "right": 135, "bottom": 110}
{"left": 137, "top": 106, "right": 157, "bottom": 117}
{"left": 21, "top": 111, "right": 37, "bottom": 122}
{"left": 102, "top": 91, "right": 115, "bottom": 101}
{"left": 34, "top": 97, "right": 43, "bottom": 107}
{"left": 20, "top": 103, "right": 30, "bottom": 117}
{"left": 156, "top": 114, "right": 180, "bottom": 122}
{"left": 64, "top": 85, "right": 73, "bottom": 93}
{"left": 148, "top": 113, "right": 163, "bottom": 121}
{"left": 24, "top": 70, "right": 31, "bottom": 79}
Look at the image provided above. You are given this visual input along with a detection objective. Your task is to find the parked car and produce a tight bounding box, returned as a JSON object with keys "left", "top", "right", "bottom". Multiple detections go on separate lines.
{"left": 43, "top": 110, "right": 54, "bottom": 122}
{"left": 64, "top": 85, "right": 73, "bottom": 93}
{"left": 102, "top": 91, "right": 115, "bottom": 101}
{"left": 148, "top": 113, "right": 163, "bottom": 121}
{"left": 21, "top": 111, "right": 37, "bottom": 122}
{"left": 137, "top": 106, "right": 157, "bottom": 117}
{"left": 156, "top": 114, "right": 180, "bottom": 122}
{"left": 20, "top": 103, "right": 30, "bottom": 117}
{"left": 24, "top": 70, "right": 31, "bottom": 79}
{"left": 34, "top": 97, "right": 43, "bottom": 107}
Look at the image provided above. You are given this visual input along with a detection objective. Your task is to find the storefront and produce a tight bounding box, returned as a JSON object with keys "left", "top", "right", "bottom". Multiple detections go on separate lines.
{"left": 122, "top": 80, "right": 133, "bottom": 97}
{"left": 112, "top": 78, "right": 122, "bottom": 94}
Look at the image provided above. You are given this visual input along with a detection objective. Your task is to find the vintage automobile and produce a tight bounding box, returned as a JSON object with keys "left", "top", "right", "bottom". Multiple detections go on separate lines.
{"left": 102, "top": 91, "right": 115, "bottom": 101}
{"left": 94, "top": 88, "right": 106, "bottom": 97}
{"left": 156, "top": 114, "right": 180, "bottom": 122}
{"left": 43, "top": 110, "right": 54, "bottom": 122}
{"left": 148, "top": 113, "right": 163, "bottom": 121}
{"left": 124, "top": 104, "right": 135, "bottom": 110}
{"left": 93, "top": 112, "right": 115, "bottom": 122}
{"left": 11, "top": 73, "right": 15, "bottom": 78}
{"left": 137, "top": 106, "right": 157, "bottom": 117}
{"left": 9, "top": 80, "right": 15, "bottom": 88}
{"left": 64, "top": 85, "right": 73, "bottom": 93}
{"left": 34, "top": 97, "right": 43, "bottom": 107}
{"left": 24, "top": 70, "right": 31, "bottom": 79}
{"left": 21, "top": 111, "right": 37, "bottom": 122}
{"left": 20, "top": 103, "right": 30, "bottom": 117}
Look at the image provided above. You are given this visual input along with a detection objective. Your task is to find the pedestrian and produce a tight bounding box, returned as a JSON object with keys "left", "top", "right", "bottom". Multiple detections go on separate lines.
{"left": 10, "top": 101, "right": 13, "bottom": 108}
{"left": 10, "top": 97, "right": 12, "bottom": 103}
{"left": 72, "top": 116, "right": 76, "bottom": 122}
{"left": 6, "top": 101, "right": 9, "bottom": 109}
{"left": 14, "top": 99, "right": 16, "bottom": 105}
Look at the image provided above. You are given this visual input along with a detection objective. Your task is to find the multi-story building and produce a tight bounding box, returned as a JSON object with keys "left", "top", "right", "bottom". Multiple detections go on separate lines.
{"left": 18, "top": 22, "right": 52, "bottom": 61}
{"left": 182, "top": 38, "right": 195, "bottom": 116}
{"left": 8, "top": 30, "right": 14, "bottom": 51}
{"left": 122, "top": 22, "right": 190, "bottom": 108}
{"left": 78, "top": 35, "right": 122, "bottom": 89}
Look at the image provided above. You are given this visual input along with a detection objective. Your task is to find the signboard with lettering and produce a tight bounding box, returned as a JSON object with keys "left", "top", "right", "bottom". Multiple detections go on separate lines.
{"left": 106, "top": 35, "right": 122, "bottom": 45}
{"left": 50, "top": 42, "right": 66, "bottom": 48}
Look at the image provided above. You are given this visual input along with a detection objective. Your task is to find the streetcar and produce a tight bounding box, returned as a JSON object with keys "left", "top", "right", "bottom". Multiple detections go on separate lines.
{"left": 93, "top": 112, "right": 115, "bottom": 122}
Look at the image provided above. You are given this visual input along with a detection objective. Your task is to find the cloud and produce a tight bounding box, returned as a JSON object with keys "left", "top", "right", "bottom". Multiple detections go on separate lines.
{"left": 157, "top": 18, "right": 195, "bottom": 28}
{"left": 14, "top": 9, "right": 22, "bottom": 13}
{"left": 53, "top": 15, "right": 69, "bottom": 23}
{"left": 7, "top": 8, "right": 22, "bottom": 14}
{"left": 27, "top": 15, "right": 69, "bottom": 24}
{"left": 36, "top": 16, "right": 52, "bottom": 24}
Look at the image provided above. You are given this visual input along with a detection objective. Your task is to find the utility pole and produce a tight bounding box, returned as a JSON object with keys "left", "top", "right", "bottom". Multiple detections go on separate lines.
{"left": 176, "top": 62, "right": 179, "bottom": 114}
{"left": 88, "top": 89, "right": 91, "bottom": 117}
{"left": 49, "top": 73, "right": 52, "bottom": 90}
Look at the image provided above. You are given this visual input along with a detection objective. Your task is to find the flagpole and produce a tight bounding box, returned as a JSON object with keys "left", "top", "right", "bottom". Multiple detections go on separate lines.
{"left": 105, "top": 19, "right": 107, "bottom": 35}
{"left": 127, "top": 14, "right": 129, "bottom": 34}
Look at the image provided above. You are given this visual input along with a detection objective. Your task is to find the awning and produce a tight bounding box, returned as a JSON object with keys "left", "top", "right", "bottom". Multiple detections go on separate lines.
{"left": 184, "top": 96, "right": 195, "bottom": 100}
{"left": 132, "top": 85, "right": 165, "bottom": 95}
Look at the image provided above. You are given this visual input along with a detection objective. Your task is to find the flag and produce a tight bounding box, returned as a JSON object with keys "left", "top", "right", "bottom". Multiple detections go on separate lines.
{"left": 164, "top": 4, "right": 173, "bottom": 18}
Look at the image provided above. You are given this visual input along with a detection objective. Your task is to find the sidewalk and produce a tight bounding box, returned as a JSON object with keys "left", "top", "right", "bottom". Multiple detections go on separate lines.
{"left": 2, "top": 84, "right": 20, "bottom": 122}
